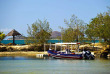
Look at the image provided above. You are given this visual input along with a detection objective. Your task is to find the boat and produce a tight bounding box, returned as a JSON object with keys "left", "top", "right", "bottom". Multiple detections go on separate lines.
{"left": 47, "top": 42, "right": 95, "bottom": 60}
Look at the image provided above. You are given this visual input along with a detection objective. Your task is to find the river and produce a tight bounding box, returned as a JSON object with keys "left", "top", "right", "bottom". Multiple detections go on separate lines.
{"left": 0, "top": 56, "right": 110, "bottom": 74}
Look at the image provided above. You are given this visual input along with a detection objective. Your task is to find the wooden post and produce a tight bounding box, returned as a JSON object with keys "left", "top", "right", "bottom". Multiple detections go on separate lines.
{"left": 50, "top": 43, "right": 51, "bottom": 49}
{"left": 78, "top": 44, "right": 79, "bottom": 52}
{"left": 13, "top": 35, "right": 15, "bottom": 45}
{"left": 55, "top": 43, "right": 56, "bottom": 51}
{"left": 61, "top": 44, "right": 62, "bottom": 52}
{"left": 44, "top": 43, "right": 45, "bottom": 52}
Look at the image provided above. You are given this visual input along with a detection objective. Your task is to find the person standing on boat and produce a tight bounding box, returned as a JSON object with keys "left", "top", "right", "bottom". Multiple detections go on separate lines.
{"left": 65, "top": 48, "right": 68, "bottom": 54}
{"left": 49, "top": 48, "right": 52, "bottom": 50}
{"left": 65, "top": 48, "right": 71, "bottom": 54}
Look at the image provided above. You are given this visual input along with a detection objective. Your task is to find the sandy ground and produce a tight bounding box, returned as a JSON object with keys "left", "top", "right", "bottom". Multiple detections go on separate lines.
{"left": 0, "top": 51, "right": 47, "bottom": 56}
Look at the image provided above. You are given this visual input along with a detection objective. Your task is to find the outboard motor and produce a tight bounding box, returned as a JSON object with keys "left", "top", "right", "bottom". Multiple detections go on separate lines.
{"left": 83, "top": 51, "right": 95, "bottom": 60}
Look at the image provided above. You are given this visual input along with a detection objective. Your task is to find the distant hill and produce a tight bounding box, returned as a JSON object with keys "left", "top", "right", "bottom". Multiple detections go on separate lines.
{"left": 7, "top": 31, "right": 61, "bottom": 40}
{"left": 7, "top": 36, "right": 26, "bottom": 40}
{"left": 51, "top": 31, "right": 61, "bottom": 39}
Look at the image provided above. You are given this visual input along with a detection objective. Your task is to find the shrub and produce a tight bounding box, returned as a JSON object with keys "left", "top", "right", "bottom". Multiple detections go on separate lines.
{"left": 27, "top": 46, "right": 35, "bottom": 51}
{"left": 6, "top": 43, "right": 13, "bottom": 45}
{"left": 0, "top": 47, "right": 7, "bottom": 51}
{"left": 7, "top": 47, "right": 13, "bottom": 51}
{"left": 34, "top": 45, "right": 44, "bottom": 51}
{"left": 0, "top": 43, "right": 4, "bottom": 45}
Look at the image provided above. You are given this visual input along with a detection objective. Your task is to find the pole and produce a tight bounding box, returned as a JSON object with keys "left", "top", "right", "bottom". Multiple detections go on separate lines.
{"left": 44, "top": 43, "right": 45, "bottom": 52}
{"left": 50, "top": 43, "right": 51, "bottom": 49}
{"left": 13, "top": 35, "right": 15, "bottom": 45}
{"left": 55, "top": 43, "right": 56, "bottom": 51}
{"left": 78, "top": 44, "right": 79, "bottom": 52}
{"left": 61, "top": 28, "right": 62, "bottom": 52}
{"left": 61, "top": 44, "right": 62, "bottom": 52}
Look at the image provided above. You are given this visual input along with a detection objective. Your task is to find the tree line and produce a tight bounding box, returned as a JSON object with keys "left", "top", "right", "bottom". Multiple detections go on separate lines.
{"left": 26, "top": 7, "right": 110, "bottom": 47}
{"left": 0, "top": 8, "right": 110, "bottom": 49}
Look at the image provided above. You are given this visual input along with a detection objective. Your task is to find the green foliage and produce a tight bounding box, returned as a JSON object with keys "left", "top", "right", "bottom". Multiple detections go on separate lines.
{"left": 99, "top": 13, "right": 110, "bottom": 45}
{"left": 26, "top": 19, "right": 52, "bottom": 45}
{"left": 62, "top": 14, "right": 86, "bottom": 42}
{"left": 0, "top": 32, "right": 5, "bottom": 43}
{"left": 86, "top": 8, "right": 110, "bottom": 46}
{"left": 85, "top": 18, "right": 99, "bottom": 42}
{"left": 62, "top": 28, "right": 75, "bottom": 42}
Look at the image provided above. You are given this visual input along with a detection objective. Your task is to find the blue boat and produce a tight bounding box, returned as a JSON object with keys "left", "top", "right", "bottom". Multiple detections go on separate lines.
{"left": 47, "top": 43, "right": 95, "bottom": 59}
{"left": 48, "top": 50, "right": 83, "bottom": 59}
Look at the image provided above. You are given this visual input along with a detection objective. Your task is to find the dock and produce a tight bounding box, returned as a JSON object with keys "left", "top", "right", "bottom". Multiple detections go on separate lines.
{"left": 36, "top": 52, "right": 48, "bottom": 58}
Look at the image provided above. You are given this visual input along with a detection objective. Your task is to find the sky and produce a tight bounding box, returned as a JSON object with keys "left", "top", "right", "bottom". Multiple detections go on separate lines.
{"left": 0, "top": 0, "right": 110, "bottom": 37}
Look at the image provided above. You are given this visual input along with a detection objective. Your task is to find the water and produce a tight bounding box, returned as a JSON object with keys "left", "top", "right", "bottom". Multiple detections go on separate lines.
{"left": 0, "top": 56, "right": 110, "bottom": 74}
{"left": 1, "top": 40, "right": 62, "bottom": 44}
{"left": 1, "top": 40, "right": 103, "bottom": 44}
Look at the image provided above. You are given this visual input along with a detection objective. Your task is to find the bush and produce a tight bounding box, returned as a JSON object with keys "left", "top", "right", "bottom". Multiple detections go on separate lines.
{"left": 34, "top": 46, "right": 40, "bottom": 51}
{"left": 28, "top": 46, "right": 35, "bottom": 51}
{"left": 7, "top": 47, "right": 13, "bottom": 51}
{"left": 6, "top": 43, "right": 13, "bottom": 45}
{"left": 20, "top": 48, "right": 28, "bottom": 51}
{"left": 0, "top": 47, "right": 7, "bottom": 51}
{"left": 34, "top": 45, "right": 44, "bottom": 51}
{"left": 0, "top": 43, "right": 4, "bottom": 45}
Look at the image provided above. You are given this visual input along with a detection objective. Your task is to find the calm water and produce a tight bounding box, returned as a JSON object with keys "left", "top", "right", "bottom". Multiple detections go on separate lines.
{"left": 1, "top": 40, "right": 101, "bottom": 44}
{"left": 0, "top": 56, "right": 110, "bottom": 74}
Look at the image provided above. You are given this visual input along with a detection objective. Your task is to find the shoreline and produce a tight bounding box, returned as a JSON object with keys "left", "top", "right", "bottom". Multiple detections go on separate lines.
{"left": 0, "top": 51, "right": 47, "bottom": 57}
{"left": 0, "top": 43, "right": 109, "bottom": 57}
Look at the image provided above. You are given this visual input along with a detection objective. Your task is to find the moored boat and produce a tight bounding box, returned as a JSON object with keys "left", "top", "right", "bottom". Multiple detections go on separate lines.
{"left": 47, "top": 42, "right": 95, "bottom": 60}
{"left": 48, "top": 50, "right": 83, "bottom": 59}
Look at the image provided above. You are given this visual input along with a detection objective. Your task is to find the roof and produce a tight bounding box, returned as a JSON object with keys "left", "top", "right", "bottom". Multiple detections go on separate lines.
{"left": 7, "top": 29, "right": 21, "bottom": 36}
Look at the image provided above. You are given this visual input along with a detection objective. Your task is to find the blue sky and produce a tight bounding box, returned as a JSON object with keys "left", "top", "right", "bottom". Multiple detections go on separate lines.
{"left": 0, "top": 0, "right": 110, "bottom": 37}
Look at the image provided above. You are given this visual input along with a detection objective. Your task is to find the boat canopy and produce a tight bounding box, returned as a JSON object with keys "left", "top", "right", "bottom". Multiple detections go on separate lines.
{"left": 55, "top": 42, "right": 80, "bottom": 45}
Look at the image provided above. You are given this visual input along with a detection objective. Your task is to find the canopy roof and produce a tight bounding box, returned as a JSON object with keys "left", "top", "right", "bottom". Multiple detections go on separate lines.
{"left": 55, "top": 42, "right": 80, "bottom": 45}
{"left": 7, "top": 29, "right": 21, "bottom": 36}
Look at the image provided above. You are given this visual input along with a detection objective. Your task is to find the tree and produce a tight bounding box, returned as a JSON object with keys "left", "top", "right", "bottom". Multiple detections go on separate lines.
{"left": 26, "top": 19, "right": 52, "bottom": 45}
{"left": 62, "top": 14, "right": 85, "bottom": 42}
{"left": 98, "top": 12, "right": 110, "bottom": 46}
{"left": 0, "top": 32, "right": 5, "bottom": 43}
{"left": 86, "top": 8, "right": 110, "bottom": 48}
{"left": 85, "top": 17, "right": 100, "bottom": 42}
{"left": 97, "top": 7, "right": 110, "bottom": 48}
{"left": 62, "top": 28, "right": 75, "bottom": 42}
{"left": 85, "top": 23, "right": 99, "bottom": 49}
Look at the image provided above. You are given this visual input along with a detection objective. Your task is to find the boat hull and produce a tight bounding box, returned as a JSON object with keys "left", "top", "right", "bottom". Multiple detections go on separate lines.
{"left": 48, "top": 50, "right": 83, "bottom": 59}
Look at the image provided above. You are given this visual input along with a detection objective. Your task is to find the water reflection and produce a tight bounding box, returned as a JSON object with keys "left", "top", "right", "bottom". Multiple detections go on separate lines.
{"left": 0, "top": 56, "right": 110, "bottom": 74}
{"left": 0, "top": 56, "right": 110, "bottom": 60}
{"left": 0, "top": 56, "right": 37, "bottom": 60}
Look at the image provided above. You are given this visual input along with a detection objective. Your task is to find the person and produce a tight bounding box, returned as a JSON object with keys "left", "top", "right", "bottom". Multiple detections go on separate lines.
{"left": 49, "top": 48, "right": 52, "bottom": 50}
{"left": 65, "top": 48, "right": 71, "bottom": 54}
{"left": 65, "top": 48, "right": 67, "bottom": 54}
